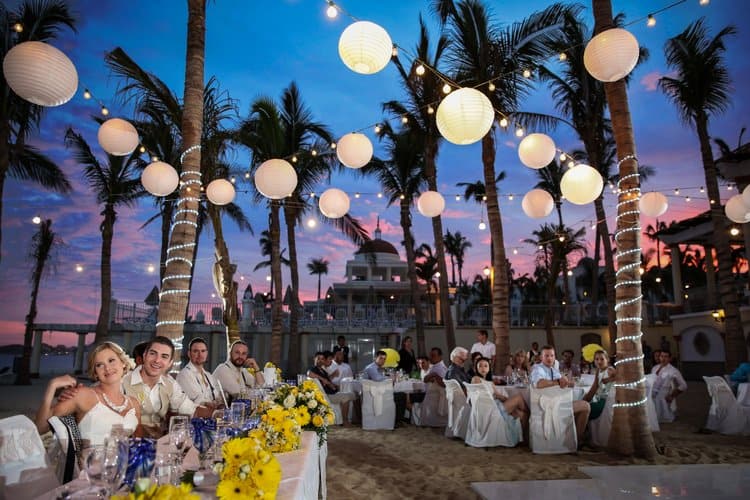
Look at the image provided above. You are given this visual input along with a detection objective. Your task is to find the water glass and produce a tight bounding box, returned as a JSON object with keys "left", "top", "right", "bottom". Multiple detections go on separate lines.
{"left": 83, "top": 445, "right": 106, "bottom": 485}
{"left": 152, "top": 454, "right": 175, "bottom": 486}
{"left": 230, "top": 402, "right": 245, "bottom": 425}
{"left": 297, "top": 374, "right": 307, "bottom": 385}
{"left": 169, "top": 415, "right": 189, "bottom": 434}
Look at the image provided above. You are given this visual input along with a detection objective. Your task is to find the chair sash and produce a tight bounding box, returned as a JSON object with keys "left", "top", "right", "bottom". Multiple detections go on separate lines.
{"left": 539, "top": 394, "right": 563, "bottom": 440}
{"left": 366, "top": 383, "right": 390, "bottom": 416}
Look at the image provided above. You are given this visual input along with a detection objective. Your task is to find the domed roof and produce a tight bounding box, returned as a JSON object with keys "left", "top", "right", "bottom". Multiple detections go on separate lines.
{"left": 356, "top": 239, "right": 399, "bottom": 256}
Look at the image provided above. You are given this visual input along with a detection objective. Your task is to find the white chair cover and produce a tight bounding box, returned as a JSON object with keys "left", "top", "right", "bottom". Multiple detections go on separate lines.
{"left": 588, "top": 392, "right": 615, "bottom": 448}
{"left": 651, "top": 373, "right": 679, "bottom": 423}
{"left": 311, "top": 378, "right": 343, "bottom": 425}
{"left": 529, "top": 386, "right": 577, "bottom": 454}
{"left": 411, "top": 383, "right": 448, "bottom": 428}
{"left": 444, "top": 379, "right": 470, "bottom": 439}
{"left": 703, "top": 376, "right": 750, "bottom": 436}
{"left": 643, "top": 374, "right": 660, "bottom": 432}
{"left": 361, "top": 380, "right": 395, "bottom": 430}
{"left": 0, "top": 415, "right": 50, "bottom": 485}
{"left": 580, "top": 373, "right": 596, "bottom": 386}
{"left": 463, "top": 383, "right": 522, "bottom": 448}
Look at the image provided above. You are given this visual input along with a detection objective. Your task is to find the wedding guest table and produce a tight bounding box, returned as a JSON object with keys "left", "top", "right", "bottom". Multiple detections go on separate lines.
{"left": 340, "top": 378, "right": 425, "bottom": 395}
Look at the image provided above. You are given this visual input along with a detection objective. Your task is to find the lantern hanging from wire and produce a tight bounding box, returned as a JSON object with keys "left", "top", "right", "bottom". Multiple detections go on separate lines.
{"left": 417, "top": 191, "right": 446, "bottom": 217}
{"left": 319, "top": 188, "right": 350, "bottom": 219}
{"left": 97, "top": 118, "right": 139, "bottom": 156}
{"left": 2, "top": 41, "right": 78, "bottom": 106}
{"left": 522, "top": 189, "right": 554, "bottom": 218}
{"left": 338, "top": 21, "right": 393, "bottom": 75}
{"left": 518, "top": 133, "right": 557, "bottom": 169}
{"left": 255, "top": 159, "right": 298, "bottom": 199}
{"left": 639, "top": 191, "right": 669, "bottom": 217}
{"left": 206, "top": 178, "right": 236, "bottom": 205}
{"left": 584, "top": 28, "right": 639, "bottom": 82}
{"left": 141, "top": 161, "right": 179, "bottom": 196}
{"left": 435, "top": 88, "right": 494, "bottom": 145}
{"left": 560, "top": 164, "right": 604, "bottom": 205}
{"left": 336, "top": 133, "right": 373, "bottom": 168}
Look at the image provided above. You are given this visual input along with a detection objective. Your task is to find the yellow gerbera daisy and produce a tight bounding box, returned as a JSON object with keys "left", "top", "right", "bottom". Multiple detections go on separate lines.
{"left": 217, "top": 478, "right": 249, "bottom": 500}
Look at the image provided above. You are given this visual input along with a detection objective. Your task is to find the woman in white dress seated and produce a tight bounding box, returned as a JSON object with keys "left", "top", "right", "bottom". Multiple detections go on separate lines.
{"left": 35, "top": 342, "right": 141, "bottom": 447}
{"left": 471, "top": 357, "right": 529, "bottom": 440}
{"left": 582, "top": 350, "right": 615, "bottom": 420}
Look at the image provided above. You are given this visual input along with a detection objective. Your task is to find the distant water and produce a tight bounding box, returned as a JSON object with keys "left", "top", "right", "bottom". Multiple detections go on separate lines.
{"left": 0, "top": 353, "right": 78, "bottom": 375}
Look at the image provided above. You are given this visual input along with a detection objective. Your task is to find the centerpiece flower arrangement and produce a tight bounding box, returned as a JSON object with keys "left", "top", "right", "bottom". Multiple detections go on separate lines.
{"left": 269, "top": 380, "right": 335, "bottom": 444}
{"left": 214, "top": 434, "right": 282, "bottom": 500}
{"left": 248, "top": 401, "right": 302, "bottom": 453}
{"left": 112, "top": 481, "right": 198, "bottom": 500}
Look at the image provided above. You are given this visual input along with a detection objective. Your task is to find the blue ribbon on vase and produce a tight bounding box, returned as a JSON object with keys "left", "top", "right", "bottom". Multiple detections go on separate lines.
{"left": 190, "top": 417, "right": 216, "bottom": 455}
{"left": 124, "top": 438, "right": 156, "bottom": 486}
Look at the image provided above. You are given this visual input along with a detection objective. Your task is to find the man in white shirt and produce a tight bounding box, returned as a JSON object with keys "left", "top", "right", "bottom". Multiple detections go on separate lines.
{"left": 122, "top": 336, "right": 212, "bottom": 438}
{"left": 213, "top": 340, "right": 264, "bottom": 400}
{"left": 470, "top": 330, "right": 496, "bottom": 366}
{"left": 650, "top": 351, "right": 687, "bottom": 422}
{"left": 331, "top": 349, "right": 353, "bottom": 385}
{"left": 423, "top": 347, "right": 448, "bottom": 385}
{"left": 177, "top": 338, "right": 223, "bottom": 406}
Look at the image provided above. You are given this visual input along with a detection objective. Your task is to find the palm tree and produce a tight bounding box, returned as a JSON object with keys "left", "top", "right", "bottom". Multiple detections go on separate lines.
{"left": 16, "top": 219, "right": 62, "bottom": 385}
{"left": 386, "top": 16, "right": 455, "bottom": 348}
{"left": 659, "top": 19, "right": 746, "bottom": 369}
{"left": 0, "top": 0, "right": 75, "bottom": 263}
{"left": 415, "top": 243, "right": 440, "bottom": 312}
{"left": 155, "top": 0, "right": 207, "bottom": 354}
{"left": 253, "top": 229, "right": 289, "bottom": 299}
{"left": 64, "top": 128, "right": 144, "bottom": 343}
{"left": 435, "top": 0, "right": 571, "bottom": 370}
{"left": 362, "top": 125, "right": 428, "bottom": 354}
{"left": 444, "top": 230, "right": 473, "bottom": 288}
{"left": 592, "top": 0, "right": 655, "bottom": 459}
{"left": 307, "top": 258, "right": 329, "bottom": 302}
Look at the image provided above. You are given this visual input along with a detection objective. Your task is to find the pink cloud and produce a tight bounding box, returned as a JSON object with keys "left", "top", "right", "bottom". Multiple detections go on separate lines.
{"left": 640, "top": 71, "right": 663, "bottom": 92}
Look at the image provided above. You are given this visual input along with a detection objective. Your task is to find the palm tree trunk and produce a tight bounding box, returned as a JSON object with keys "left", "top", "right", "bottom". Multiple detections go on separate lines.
{"left": 159, "top": 204, "right": 173, "bottom": 283}
{"left": 591, "top": 210, "right": 601, "bottom": 323}
{"left": 450, "top": 255, "right": 456, "bottom": 287}
{"left": 424, "top": 139, "right": 455, "bottom": 348}
{"left": 594, "top": 198, "right": 617, "bottom": 340}
{"left": 17, "top": 233, "right": 47, "bottom": 385}
{"left": 481, "top": 133, "right": 511, "bottom": 373}
{"left": 593, "top": 0, "right": 656, "bottom": 460}
{"left": 696, "top": 115, "right": 747, "bottom": 369}
{"left": 317, "top": 275, "right": 322, "bottom": 302}
{"left": 95, "top": 206, "right": 115, "bottom": 343}
{"left": 544, "top": 255, "right": 561, "bottom": 347}
{"left": 0, "top": 121, "right": 9, "bottom": 265}
{"left": 401, "top": 199, "right": 426, "bottom": 355}
{"left": 555, "top": 203, "right": 571, "bottom": 303}
{"left": 156, "top": 0, "right": 206, "bottom": 358}
{"left": 208, "top": 205, "right": 240, "bottom": 346}
{"left": 269, "top": 202, "right": 283, "bottom": 365}
{"left": 284, "top": 207, "right": 301, "bottom": 376}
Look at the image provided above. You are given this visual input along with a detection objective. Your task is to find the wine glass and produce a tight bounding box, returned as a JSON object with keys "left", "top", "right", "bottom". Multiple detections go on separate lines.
{"left": 83, "top": 445, "right": 106, "bottom": 485}
{"left": 230, "top": 402, "right": 245, "bottom": 426}
{"left": 169, "top": 415, "right": 189, "bottom": 435}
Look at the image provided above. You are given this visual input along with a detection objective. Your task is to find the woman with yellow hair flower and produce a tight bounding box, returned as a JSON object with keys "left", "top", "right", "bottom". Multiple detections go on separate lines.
{"left": 582, "top": 349, "right": 616, "bottom": 420}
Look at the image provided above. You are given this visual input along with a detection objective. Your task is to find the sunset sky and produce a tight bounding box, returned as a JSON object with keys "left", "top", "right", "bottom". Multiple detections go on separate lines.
{"left": 1, "top": 0, "right": 748, "bottom": 346}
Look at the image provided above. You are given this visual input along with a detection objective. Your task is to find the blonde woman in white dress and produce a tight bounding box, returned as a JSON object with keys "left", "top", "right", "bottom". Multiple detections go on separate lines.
{"left": 36, "top": 341, "right": 141, "bottom": 446}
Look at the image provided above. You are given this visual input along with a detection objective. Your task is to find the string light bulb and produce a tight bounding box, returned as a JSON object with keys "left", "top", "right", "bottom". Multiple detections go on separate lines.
{"left": 311, "top": 149, "right": 317, "bottom": 156}
{"left": 377, "top": 192, "right": 383, "bottom": 198}
{"left": 559, "top": 153, "right": 567, "bottom": 161}
{"left": 292, "top": 155, "right": 298, "bottom": 163}
{"left": 567, "top": 160, "right": 574, "bottom": 168}
{"left": 730, "top": 227, "right": 740, "bottom": 236}
{"left": 325, "top": 1, "right": 338, "bottom": 18}
{"left": 508, "top": 194, "right": 514, "bottom": 201}
{"left": 307, "top": 218, "right": 317, "bottom": 228}
{"left": 513, "top": 248, "right": 518, "bottom": 255}
{"left": 455, "top": 194, "right": 461, "bottom": 201}
{"left": 331, "top": 142, "right": 337, "bottom": 149}
{"left": 699, "top": 0, "right": 709, "bottom": 5}
{"left": 427, "top": 105, "right": 434, "bottom": 114}
{"left": 391, "top": 46, "right": 398, "bottom": 57}
{"left": 355, "top": 192, "right": 360, "bottom": 198}
{"left": 647, "top": 14, "right": 656, "bottom": 27}
{"left": 699, "top": 186, "right": 705, "bottom": 193}
{"left": 559, "top": 52, "right": 567, "bottom": 61}
{"left": 685, "top": 195, "right": 691, "bottom": 202}
{"left": 488, "top": 82, "right": 496, "bottom": 91}
{"left": 147, "top": 264, "right": 155, "bottom": 273}
{"left": 75, "top": 264, "right": 84, "bottom": 273}
{"left": 523, "top": 69, "right": 531, "bottom": 78}
{"left": 442, "top": 83, "right": 452, "bottom": 94}
{"left": 515, "top": 127, "right": 524, "bottom": 137}
{"left": 483, "top": 266, "right": 491, "bottom": 276}
{"left": 83, "top": 89, "right": 91, "bottom": 99}
{"left": 499, "top": 118, "right": 508, "bottom": 128}
{"left": 13, "top": 22, "right": 23, "bottom": 33}
{"left": 32, "top": 215, "right": 41, "bottom": 224}
{"left": 401, "top": 116, "right": 408, "bottom": 124}
{"left": 478, "top": 220, "right": 487, "bottom": 230}
{"left": 374, "top": 124, "right": 381, "bottom": 133}
{"left": 674, "top": 188, "right": 680, "bottom": 195}
{"left": 415, "top": 64, "right": 425, "bottom": 76}
{"left": 101, "top": 105, "right": 109, "bottom": 116}
{"left": 139, "top": 145, "right": 146, "bottom": 153}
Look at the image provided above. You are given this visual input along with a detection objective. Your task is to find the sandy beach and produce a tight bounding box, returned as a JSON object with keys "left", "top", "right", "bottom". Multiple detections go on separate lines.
{"left": 3, "top": 378, "right": 749, "bottom": 499}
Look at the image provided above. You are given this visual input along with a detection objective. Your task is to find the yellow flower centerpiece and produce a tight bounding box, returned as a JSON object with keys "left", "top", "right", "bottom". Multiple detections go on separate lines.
{"left": 215, "top": 435, "right": 282, "bottom": 500}
{"left": 112, "top": 482, "right": 198, "bottom": 500}
{"left": 269, "top": 380, "right": 335, "bottom": 445}
{"left": 248, "top": 401, "right": 302, "bottom": 453}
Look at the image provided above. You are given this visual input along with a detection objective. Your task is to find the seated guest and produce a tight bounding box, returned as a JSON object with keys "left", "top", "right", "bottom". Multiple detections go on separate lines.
{"left": 559, "top": 349, "right": 581, "bottom": 377}
{"left": 471, "top": 356, "right": 529, "bottom": 433}
{"left": 123, "top": 336, "right": 212, "bottom": 438}
{"left": 466, "top": 351, "right": 483, "bottom": 378}
{"left": 176, "top": 338, "right": 223, "bottom": 406}
{"left": 132, "top": 341, "right": 148, "bottom": 366}
{"left": 397, "top": 336, "right": 417, "bottom": 375}
{"left": 530, "top": 345, "right": 590, "bottom": 441}
{"left": 650, "top": 351, "right": 687, "bottom": 423}
{"left": 331, "top": 349, "right": 353, "bottom": 385}
{"left": 362, "top": 350, "right": 407, "bottom": 425}
{"left": 417, "top": 356, "right": 431, "bottom": 381}
{"left": 583, "top": 350, "right": 615, "bottom": 420}
{"left": 470, "top": 329, "right": 496, "bottom": 366}
{"left": 529, "top": 342, "right": 540, "bottom": 364}
{"left": 445, "top": 347, "right": 471, "bottom": 389}
{"left": 504, "top": 349, "right": 529, "bottom": 380}
{"left": 213, "top": 340, "right": 264, "bottom": 400}
{"left": 332, "top": 335, "right": 349, "bottom": 363}
{"left": 423, "top": 347, "right": 447, "bottom": 385}
{"left": 322, "top": 350, "right": 339, "bottom": 380}
{"left": 36, "top": 341, "right": 141, "bottom": 446}
{"left": 307, "top": 352, "right": 354, "bottom": 425}
{"left": 730, "top": 362, "right": 750, "bottom": 383}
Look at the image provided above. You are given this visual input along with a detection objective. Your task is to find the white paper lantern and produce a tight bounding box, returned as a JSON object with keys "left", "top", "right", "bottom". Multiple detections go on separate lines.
{"left": 254, "top": 159, "right": 297, "bottom": 199}
{"left": 742, "top": 185, "right": 750, "bottom": 208}
{"left": 417, "top": 191, "right": 446, "bottom": 218}
{"left": 97, "top": 118, "right": 139, "bottom": 156}
{"left": 3, "top": 41, "right": 78, "bottom": 106}
{"left": 584, "top": 28, "right": 639, "bottom": 82}
{"left": 522, "top": 189, "right": 554, "bottom": 219}
{"left": 639, "top": 191, "right": 669, "bottom": 217}
{"left": 336, "top": 133, "right": 373, "bottom": 168}
{"left": 725, "top": 194, "right": 750, "bottom": 223}
{"left": 518, "top": 133, "right": 557, "bottom": 169}
{"left": 338, "top": 21, "right": 393, "bottom": 75}
{"left": 560, "top": 164, "right": 604, "bottom": 205}
{"left": 141, "top": 161, "right": 179, "bottom": 196}
{"left": 435, "top": 88, "right": 494, "bottom": 145}
{"left": 206, "top": 179, "right": 235, "bottom": 205}
{"left": 318, "top": 188, "right": 350, "bottom": 219}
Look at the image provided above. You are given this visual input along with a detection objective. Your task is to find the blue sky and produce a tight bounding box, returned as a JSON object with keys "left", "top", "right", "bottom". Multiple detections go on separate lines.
{"left": 1, "top": 0, "right": 748, "bottom": 346}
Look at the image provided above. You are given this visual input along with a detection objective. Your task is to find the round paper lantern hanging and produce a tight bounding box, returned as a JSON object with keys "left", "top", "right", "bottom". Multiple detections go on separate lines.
{"left": 3, "top": 41, "right": 78, "bottom": 106}
{"left": 584, "top": 28, "right": 639, "bottom": 82}
{"left": 97, "top": 118, "right": 139, "bottom": 156}
{"left": 206, "top": 179, "right": 235, "bottom": 205}
{"left": 742, "top": 185, "right": 750, "bottom": 208}
{"left": 518, "top": 133, "right": 556, "bottom": 169}
{"left": 639, "top": 191, "right": 669, "bottom": 217}
{"left": 417, "top": 191, "right": 446, "bottom": 218}
{"left": 522, "top": 189, "right": 554, "bottom": 219}
{"left": 560, "top": 164, "right": 604, "bottom": 205}
{"left": 336, "top": 133, "right": 373, "bottom": 168}
{"left": 725, "top": 194, "right": 750, "bottom": 223}
{"left": 254, "top": 159, "right": 297, "bottom": 199}
{"left": 435, "top": 88, "right": 494, "bottom": 145}
{"left": 318, "top": 188, "right": 350, "bottom": 219}
{"left": 338, "top": 21, "right": 393, "bottom": 75}
{"left": 141, "top": 161, "right": 179, "bottom": 196}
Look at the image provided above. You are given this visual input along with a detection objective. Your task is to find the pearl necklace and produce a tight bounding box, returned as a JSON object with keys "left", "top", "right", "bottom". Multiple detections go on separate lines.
{"left": 100, "top": 390, "right": 129, "bottom": 413}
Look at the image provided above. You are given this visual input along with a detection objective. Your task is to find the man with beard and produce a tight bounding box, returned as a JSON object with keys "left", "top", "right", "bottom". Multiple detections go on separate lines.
{"left": 177, "top": 337, "right": 223, "bottom": 406}
{"left": 213, "top": 340, "right": 264, "bottom": 401}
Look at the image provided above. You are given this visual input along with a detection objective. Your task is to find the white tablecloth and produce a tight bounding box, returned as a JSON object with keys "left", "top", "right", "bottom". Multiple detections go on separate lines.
{"left": 737, "top": 383, "right": 750, "bottom": 407}
{"left": 340, "top": 379, "right": 425, "bottom": 395}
